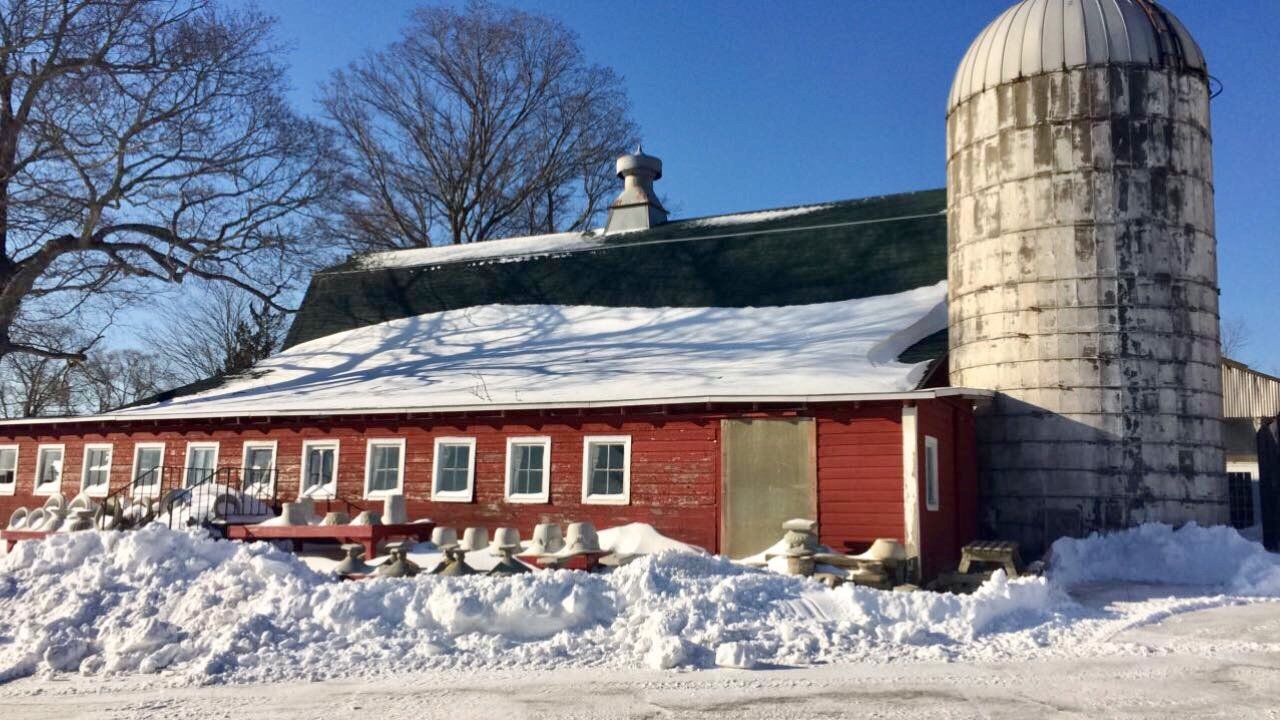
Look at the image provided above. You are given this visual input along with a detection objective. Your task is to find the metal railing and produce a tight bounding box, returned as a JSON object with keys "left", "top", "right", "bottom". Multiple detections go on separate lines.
{"left": 101, "top": 465, "right": 282, "bottom": 532}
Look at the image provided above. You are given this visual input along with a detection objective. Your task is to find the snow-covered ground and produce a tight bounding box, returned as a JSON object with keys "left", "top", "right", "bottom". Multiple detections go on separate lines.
{"left": 2, "top": 522, "right": 1278, "bottom": 681}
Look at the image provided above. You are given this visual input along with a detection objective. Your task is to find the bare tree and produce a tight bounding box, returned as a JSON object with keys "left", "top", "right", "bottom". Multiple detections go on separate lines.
{"left": 0, "top": 322, "right": 176, "bottom": 416}
{"left": 76, "top": 346, "right": 175, "bottom": 412}
{"left": 0, "top": 0, "right": 333, "bottom": 363}
{"left": 0, "top": 326, "right": 76, "bottom": 416}
{"left": 1221, "top": 316, "right": 1251, "bottom": 359}
{"left": 319, "top": 1, "right": 637, "bottom": 251}
{"left": 152, "top": 281, "right": 284, "bottom": 384}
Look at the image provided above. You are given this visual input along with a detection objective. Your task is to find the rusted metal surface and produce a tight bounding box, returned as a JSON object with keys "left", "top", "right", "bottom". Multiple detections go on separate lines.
{"left": 1222, "top": 359, "right": 1280, "bottom": 420}
{"left": 947, "top": 2, "right": 1225, "bottom": 555}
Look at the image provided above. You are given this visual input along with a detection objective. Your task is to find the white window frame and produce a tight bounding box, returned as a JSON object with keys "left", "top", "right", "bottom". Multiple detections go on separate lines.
{"left": 363, "top": 438, "right": 406, "bottom": 499}
{"left": 80, "top": 443, "right": 114, "bottom": 498}
{"left": 130, "top": 442, "right": 166, "bottom": 497}
{"left": 0, "top": 444, "right": 18, "bottom": 496}
{"left": 924, "top": 435, "right": 940, "bottom": 512}
{"left": 33, "top": 443, "right": 66, "bottom": 497}
{"left": 431, "top": 436, "right": 476, "bottom": 503}
{"left": 184, "top": 441, "right": 220, "bottom": 486}
{"left": 581, "top": 435, "right": 632, "bottom": 506}
{"left": 299, "top": 440, "right": 340, "bottom": 499}
{"left": 241, "top": 440, "right": 278, "bottom": 498}
{"left": 504, "top": 436, "right": 551, "bottom": 503}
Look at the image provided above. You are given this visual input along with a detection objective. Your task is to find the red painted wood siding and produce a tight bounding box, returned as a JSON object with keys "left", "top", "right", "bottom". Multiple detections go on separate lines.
{"left": 0, "top": 414, "right": 722, "bottom": 551}
{"left": 814, "top": 405, "right": 905, "bottom": 554}
{"left": 0, "top": 399, "right": 977, "bottom": 574}
{"left": 916, "top": 398, "right": 979, "bottom": 578}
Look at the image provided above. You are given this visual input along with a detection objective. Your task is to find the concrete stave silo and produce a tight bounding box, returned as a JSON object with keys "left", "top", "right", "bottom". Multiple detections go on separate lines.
{"left": 946, "top": 0, "right": 1226, "bottom": 554}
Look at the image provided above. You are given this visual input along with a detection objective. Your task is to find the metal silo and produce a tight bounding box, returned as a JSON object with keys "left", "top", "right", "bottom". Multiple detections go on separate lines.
{"left": 946, "top": 0, "right": 1225, "bottom": 554}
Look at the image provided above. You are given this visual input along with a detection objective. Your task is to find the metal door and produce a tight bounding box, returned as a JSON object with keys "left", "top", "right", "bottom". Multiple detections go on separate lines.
{"left": 721, "top": 418, "right": 817, "bottom": 558}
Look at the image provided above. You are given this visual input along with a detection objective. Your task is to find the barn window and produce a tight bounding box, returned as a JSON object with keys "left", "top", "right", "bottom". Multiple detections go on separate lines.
{"left": 33, "top": 444, "right": 65, "bottom": 496}
{"left": 505, "top": 437, "right": 551, "bottom": 503}
{"left": 81, "top": 444, "right": 113, "bottom": 497}
{"left": 364, "top": 439, "right": 405, "bottom": 498}
{"left": 582, "top": 436, "right": 631, "bottom": 505}
{"left": 0, "top": 446, "right": 17, "bottom": 496}
{"left": 432, "top": 437, "right": 475, "bottom": 502}
{"left": 924, "top": 436, "right": 940, "bottom": 511}
{"left": 131, "top": 443, "right": 165, "bottom": 496}
{"left": 301, "top": 440, "right": 339, "bottom": 498}
{"left": 184, "top": 442, "right": 219, "bottom": 487}
{"left": 242, "top": 441, "right": 277, "bottom": 498}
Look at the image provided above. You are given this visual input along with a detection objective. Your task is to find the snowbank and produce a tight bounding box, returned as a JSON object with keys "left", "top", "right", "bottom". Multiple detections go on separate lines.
{"left": 2, "top": 523, "right": 1277, "bottom": 685}
{"left": 0, "top": 526, "right": 1075, "bottom": 684}
{"left": 1048, "top": 523, "right": 1280, "bottom": 595}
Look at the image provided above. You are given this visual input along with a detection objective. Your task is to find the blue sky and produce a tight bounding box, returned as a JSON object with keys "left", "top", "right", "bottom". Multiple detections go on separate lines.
{"left": 253, "top": 0, "right": 1279, "bottom": 371}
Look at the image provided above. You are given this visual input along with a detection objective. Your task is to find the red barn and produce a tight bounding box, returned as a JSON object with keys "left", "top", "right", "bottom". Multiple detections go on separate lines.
{"left": 0, "top": 182, "right": 986, "bottom": 579}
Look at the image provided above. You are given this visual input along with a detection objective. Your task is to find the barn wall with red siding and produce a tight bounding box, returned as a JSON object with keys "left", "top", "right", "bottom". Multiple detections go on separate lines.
{"left": 915, "top": 398, "right": 979, "bottom": 578}
{"left": 0, "top": 412, "right": 723, "bottom": 552}
{"left": 814, "top": 405, "right": 904, "bottom": 554}
{"left": 0, "top": 399, "right": 978, "bottom": 574}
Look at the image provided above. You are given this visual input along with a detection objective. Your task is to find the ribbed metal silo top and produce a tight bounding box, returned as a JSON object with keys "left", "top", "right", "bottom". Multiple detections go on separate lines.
{"left": 948, "top": 0, "right": 1207, "bottom": 113}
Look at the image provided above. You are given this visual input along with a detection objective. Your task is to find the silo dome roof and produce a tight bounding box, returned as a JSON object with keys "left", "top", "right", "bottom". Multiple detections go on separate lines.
{"left": 949, "top": 0, "right": 1206, "bottom": 112}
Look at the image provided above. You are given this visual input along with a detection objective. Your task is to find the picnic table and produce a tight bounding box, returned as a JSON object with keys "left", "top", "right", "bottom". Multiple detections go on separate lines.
{"left": 225, "top": 522, "right": 437, "bottom": 559}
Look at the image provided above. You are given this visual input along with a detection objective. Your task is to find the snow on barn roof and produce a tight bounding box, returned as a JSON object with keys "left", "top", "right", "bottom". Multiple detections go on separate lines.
{"left": 98, "top": 281, "right": 955, "bottom": 420}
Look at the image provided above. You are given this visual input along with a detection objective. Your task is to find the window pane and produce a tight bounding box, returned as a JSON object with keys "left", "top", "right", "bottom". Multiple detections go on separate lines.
{"left": 436, "top": 444, "right": 471, "bottom": 493}
{"left": 587, "top": 442, "right": 626, "bottom": 497}
{"left": 185, "top": 447, "right": 217, "bottom": 486}
{"left": 85, "top": 448, "right": 110, "bottom": 488}
{"left": 369, "top": 444, "right": 400, "bottom": 492}
{"left": 304, "top": 447, "right": 335, "bottom": 491}
{"left": 0, "top": 449, "right": 13, "bottom": 485}
{"left": 590, "top": 468, "right": 609, "bottom": 496}
{"left": 36, "top": 449, "right": 63, "bottom": 486}
{"left": 245, "top": 448, "right": 273, "bottom": 487}
{"left": 510, "top": 444, "right": 544, "bottom": 496}
{"left": 135, "top": 448, "right": 162, "bottom": 485}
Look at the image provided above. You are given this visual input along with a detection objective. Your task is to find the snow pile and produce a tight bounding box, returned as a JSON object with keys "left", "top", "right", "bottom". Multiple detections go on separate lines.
{"left": 1, "top": 526, "right": 1075, "bottom": 684}
{"left": 113, "top": 283, "right": 949, "bottom": 418}
{"left": 598, "top": 522, "right": 704, "bottom": 557}
{"left": 3, "top": 522, "right": 1277, "bottom": 685}
{"left": 1049, "top": 523, "right": 1280, "bottom": 596}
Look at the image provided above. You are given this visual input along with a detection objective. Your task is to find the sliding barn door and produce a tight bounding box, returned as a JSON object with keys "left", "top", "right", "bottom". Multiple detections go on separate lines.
{"left": 721, "top": 418, "right": 817, "bottom": 558}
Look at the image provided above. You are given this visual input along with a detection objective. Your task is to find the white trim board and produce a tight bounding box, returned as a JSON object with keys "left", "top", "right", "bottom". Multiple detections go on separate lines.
{"left": 900, "top": 406, "right": 921, "bottom": 564}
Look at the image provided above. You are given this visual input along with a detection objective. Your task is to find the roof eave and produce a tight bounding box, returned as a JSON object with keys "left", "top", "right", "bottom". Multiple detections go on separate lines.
{"left": 0, "top": 387, "right": 995, "bottom": 427}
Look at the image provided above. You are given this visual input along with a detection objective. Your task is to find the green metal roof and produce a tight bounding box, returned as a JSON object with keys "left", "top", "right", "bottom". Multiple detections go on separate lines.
{"left": 285, "top": 189, "right": 950, "bottom": 365}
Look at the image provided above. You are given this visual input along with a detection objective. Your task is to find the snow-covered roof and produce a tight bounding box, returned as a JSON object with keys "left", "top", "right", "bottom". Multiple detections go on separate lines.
{"left": 80, "top": 281, "right": 962, "bottom": 421}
